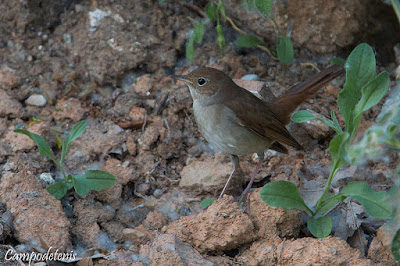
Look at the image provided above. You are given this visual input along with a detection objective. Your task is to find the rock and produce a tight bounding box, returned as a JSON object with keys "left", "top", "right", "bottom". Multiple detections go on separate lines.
{"left": 179, "top": 155, "right": 233, "bottom": 193}
{"left": 324, "top": 85, "right": 341, "bottom": 98}
{"left": 72, "top": 196, "right": 116, "bottom": 247}
{"left": 368, "top": 223, "right": 398, "bottom": 265}
{"left": 67, "top": 121, "right": 126, "bottom": 166}
{"left": 126, "top": 135, "right": 137, "bottom": 156}
{"left": 129, "top": 106, "right": 147, "bottom": 125}
{"left": 53, "top": 98, "right": 86, "bottom": 122}
{"left": 0, "top": 172, "right": 71, "bottom": 251}
{"left": 241, "top": 74, "right": 259, "bottom": 80}
{"left": 247, "top": 188, "right": 302, "bottom": 238}
{"left": 39, "top": 172, "right": 54, "bottom": 184}
{"left": 300, "top": 109, "right": 332, "bottom": 140}
{"left": 166, "top": 196, "right": 255, "bottom": 252}
{"left": 143, "top": 210, "right": 168, "bottom": 230}
{"left": 134, "top": 74, "right": 154, "bottom": 95}
{"left": 239, "top": 236, "right": 373, "bottom": 265}
{"left": 123, "top": 227, "right": 151, "bottom": 244}
{"left": 25, "top": 94, "right": 47, "bottom": 106}
{"left": 152, "top": 188, "right": 163, "bottom": 198}
{"left": 0, "top": 118, "right": 8, "bottom": 137}
{"left": 136, "top": 183, "right": 150, "bottom": 194}
{"left": 94, "top": 158, "right": 134, "bottom": 206}
{"left": 139, "top": 234, "right": 214, "bottom": 266}
{"left": 0, "top": 90, "right": 24, "bottom": 118}
{"left": 233, "top": 79, "right": 265, "bottom": 96}
{"left": 138, "top": 125, "right": 160, "bottom": 150}
{"left": 0, "top": 66, "right": 20, "bottom": 89}
{"left": 101, "top": 220, "right": 125, "bottom": 242}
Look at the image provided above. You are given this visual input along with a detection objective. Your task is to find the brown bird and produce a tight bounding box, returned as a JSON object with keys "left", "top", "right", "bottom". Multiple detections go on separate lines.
{"left": 172, "top": 65, "right": 344, "bottom": 201}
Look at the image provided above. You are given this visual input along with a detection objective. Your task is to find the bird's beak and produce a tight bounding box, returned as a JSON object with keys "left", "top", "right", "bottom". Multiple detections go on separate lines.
{"left": 170, "top": 75, "right": 193, "bottom": 86}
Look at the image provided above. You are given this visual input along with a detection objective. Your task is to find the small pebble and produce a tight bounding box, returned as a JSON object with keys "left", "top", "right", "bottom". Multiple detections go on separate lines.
{"left": 153, "top": 188, "right": 163, "bottom": 198}
{"left": 25, "top": 94, "right": 47, "bottom": 106}
{"left": 63, "top": 33, "right": 72, "bottom": 44}
{"left": 241, "top": 74, "right": 259, "bottom": 81}
{"left": 39, "top": 173, "right": 54, "bottom": 184}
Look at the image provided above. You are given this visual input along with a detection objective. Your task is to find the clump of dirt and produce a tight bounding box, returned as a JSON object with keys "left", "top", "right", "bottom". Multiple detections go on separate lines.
{"left": 0, "top": 0, "right": 398, "bottom": 265}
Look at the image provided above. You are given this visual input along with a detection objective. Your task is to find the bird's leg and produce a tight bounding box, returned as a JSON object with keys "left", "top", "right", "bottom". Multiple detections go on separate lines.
{"left": 219, "top": 154, "right": 239, "bottom": 199}
{"left": 237, "top": 153, "right": 264, "bottom": 203}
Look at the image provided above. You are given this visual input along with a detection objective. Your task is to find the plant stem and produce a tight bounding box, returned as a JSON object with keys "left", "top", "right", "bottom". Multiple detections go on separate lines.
{"left": 304, "top": 204, "right": 316, "bottom": 216}
{"left": 315, "top": 162, "right": 340, "bottom": 211}
{"left": 55, "top": 160, "right": 67, "bottom": 180}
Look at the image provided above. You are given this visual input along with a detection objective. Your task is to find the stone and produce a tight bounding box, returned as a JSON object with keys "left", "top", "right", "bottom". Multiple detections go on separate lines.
{"left": 179, "top": 155, "right": 232, "bottom": 193}
{"left": 25, "top": 94, "right": 47, "bottom": 106}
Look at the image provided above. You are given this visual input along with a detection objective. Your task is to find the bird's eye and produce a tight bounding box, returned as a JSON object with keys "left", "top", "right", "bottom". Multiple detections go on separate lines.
{"left": 197, "top": 78, "right": 207, "bottom": 86}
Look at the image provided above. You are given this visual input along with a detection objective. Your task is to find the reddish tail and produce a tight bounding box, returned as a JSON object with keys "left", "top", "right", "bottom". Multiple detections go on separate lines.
{"left": 270, "top": 65, "right": 345, "bottom": 125}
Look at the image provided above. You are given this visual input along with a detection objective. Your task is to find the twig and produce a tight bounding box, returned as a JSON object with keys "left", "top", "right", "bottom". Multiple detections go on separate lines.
{"left": 141, "top": 113, "right": 148, "bottom": 133}
{"left": 163, "top": 115, "right": 170, "bottom": 144}
{"left": 277, "top": 238, "right": 286, "bottom": 263}
{"left": 300, "top": 62, "right": 321, "bottom": 72}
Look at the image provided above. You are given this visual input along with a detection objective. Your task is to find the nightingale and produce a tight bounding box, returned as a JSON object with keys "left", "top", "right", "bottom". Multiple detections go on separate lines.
{"left": 172, "top": 65, "right": 344, "bottom": 201}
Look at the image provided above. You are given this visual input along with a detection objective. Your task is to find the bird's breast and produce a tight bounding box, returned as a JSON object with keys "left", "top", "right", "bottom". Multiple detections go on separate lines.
{"left": 192, "top": 101, "right": 272, "bottom": 155}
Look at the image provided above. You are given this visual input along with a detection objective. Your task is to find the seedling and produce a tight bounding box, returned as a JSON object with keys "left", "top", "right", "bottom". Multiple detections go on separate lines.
{"left": 186, "top": 0, "right": 294, "bottom": 64}
{"left": 14, "top": 120, "right": 116, "bottom": 200}
{"left": 260, "top": 43, "right": 392, "bottom": 237}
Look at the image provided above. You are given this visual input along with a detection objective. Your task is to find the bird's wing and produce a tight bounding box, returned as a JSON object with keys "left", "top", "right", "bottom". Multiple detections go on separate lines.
{"left": 224, "top": 88, "right": 303, "bottom": 150}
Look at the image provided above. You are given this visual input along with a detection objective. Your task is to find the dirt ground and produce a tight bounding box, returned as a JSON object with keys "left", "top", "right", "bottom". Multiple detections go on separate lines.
{"left": 0, "top": 0, "right": 399, "bottom": 265}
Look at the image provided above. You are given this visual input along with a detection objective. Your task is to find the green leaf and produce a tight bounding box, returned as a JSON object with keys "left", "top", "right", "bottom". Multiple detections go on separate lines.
{"left": 72, "top": 175, "right": 90, "bottom": 196}
{"left": 338, "top": 43, "right": 376, "bottom": 133}
{"left": 73, "top": 170, "right": 116, "bottom": 197}
{"left": 56, "top": 135, "right": 63, "bottom": 149}
{"left": 67, "top": 120, "right": 87, "bottom": 143}
{"left": 186, "top": 37, "right": 194, "bottom": 62}
{"left": 276, "top": 36, "right": 294, "bottom": 64}
{"left": 200, "top": 198, "right": 217, "bottom": 208}
{"left": 328, "top": 132, "right": 350, "bottom": 170}
{"left": 217, "top": 1, "right": 226, "bottom": 21}
{"left": 291, "top": 110, "right": 317, "bottom": 123}
{"left": 341, "top": 181, "right": 392, "bottom": 219}
{"left": 193, "top": 21, "right": 205, "bottom": 45}
{"left": 14, "top": 129, "right": 53, "bottom": 158}
{"left": 331, "top": 110, "right": 342, "bottom": 133}
{"left": 245, "top": 0, "right": 255, "bottom": 10}
{"left": 255, "top": 0, "right": 272, "bottom": 17}
{"left": 392, "top": 229, "right": 400, "bottom": 262}
{"left": 235, "top": 35, "right": 263, "bottom": 48}
{"left": 46, "top": 181, "right": 68, "bottom": 200}
{"left": 307, "top": 216, "right": 332, "bottom": 238}
{"left": 205, "top": 3, "right": 217, "bottom": 20}
{"left": 216, "top": 25, "right": 225, "bottom": 54}
{"left": 82, "top": 170, "right": 116, "bottom": 190}
{"left": 260, "top": 180, "right": 311, "bottom": 213}
{"left": 61, "top": 120, "right": 86, "bottom": 165}
{"left": 315, "top": 193, "right": 342, "bottom": 215}
{"left": 13, "top": 129, "right": 59, "bottom": 166}
{"left": 292, "top": 110, "right": 340, "bottom": 132}
{"left": 354, "top": 71, "right": 389, "bottom": 117}
{"left": 330, "top": 57, "right": 346, "bottom": 68}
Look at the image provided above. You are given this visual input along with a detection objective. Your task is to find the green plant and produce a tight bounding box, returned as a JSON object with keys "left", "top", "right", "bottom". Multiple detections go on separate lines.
{"left": 186, "top": 0, "right": 294, "bottom": 64}
{"left": 260, "top": 43, "right": 392, "bottom": 238}
{"left": 200, "top": 198, "right": 217, "bottom": 208}
{"left": 347, "top": 75, "right": 400, "bottom": 262}
{"left": 14, "top": 120, "right": 116, "bottom": 200}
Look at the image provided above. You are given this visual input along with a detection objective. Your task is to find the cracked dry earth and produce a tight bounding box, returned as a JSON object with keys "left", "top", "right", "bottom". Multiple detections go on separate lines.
{"left": 0, "top": 0, "right": 400, "bottom": 265}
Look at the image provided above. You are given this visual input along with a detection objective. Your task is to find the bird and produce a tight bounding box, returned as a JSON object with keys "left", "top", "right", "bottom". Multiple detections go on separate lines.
{"left": 172, "top": 65, "right": 344, "bottom": 202}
